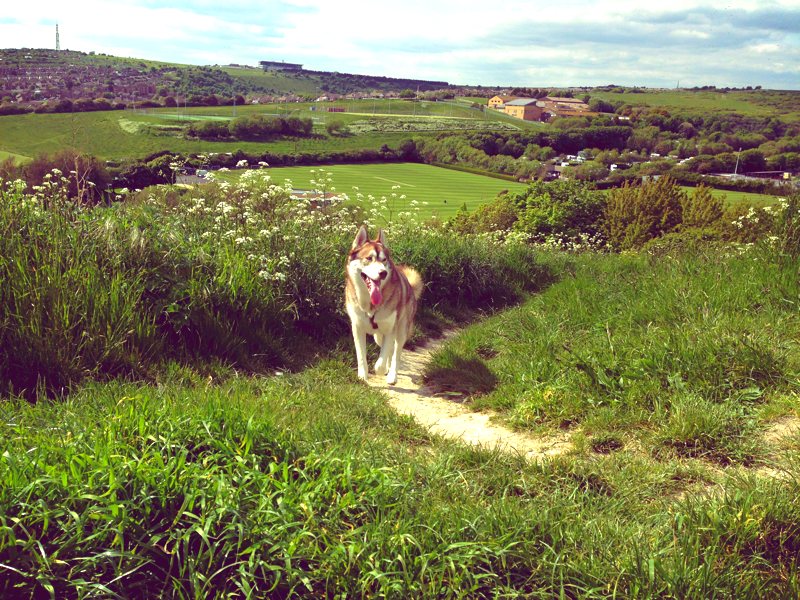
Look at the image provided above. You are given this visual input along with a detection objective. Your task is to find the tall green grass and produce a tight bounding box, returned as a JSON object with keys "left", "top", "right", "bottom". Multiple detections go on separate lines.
{"left": 3, "top": 168, "right": 800, "bottom": 597}
{"left": 1, "top": 360, "right": 799, "bottom": 597}
{"left": 425, "top": 243, "right": 800, "bottom": 465}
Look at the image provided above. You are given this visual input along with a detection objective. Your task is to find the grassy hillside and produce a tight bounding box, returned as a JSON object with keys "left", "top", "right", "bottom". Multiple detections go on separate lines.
{"left": 590, "top": 88, "right": 800, "bottom": 121}
{"left": 0, "top": 108, "right": 407, "bottom": 161}
{"left": 1, "top": 159, "right": 799, "bottom": 595}
{"left": 1, "top": 48, "right": 453, "bottom": 103}
{"left": 220, "top": 67, "right": 324, "bottom": 95}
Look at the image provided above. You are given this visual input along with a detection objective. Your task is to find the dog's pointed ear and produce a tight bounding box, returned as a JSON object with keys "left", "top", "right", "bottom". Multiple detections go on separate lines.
{"left": 376, "top": 229, "right": 388, "bottom": 247}
{"left": 351, "top": 225, "right": 369, "bottom": 251}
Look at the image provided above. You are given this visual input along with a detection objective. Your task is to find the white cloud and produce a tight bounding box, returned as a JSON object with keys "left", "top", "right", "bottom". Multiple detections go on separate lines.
{"left": 1, "top": 0, "right": 799, "bottom": 87}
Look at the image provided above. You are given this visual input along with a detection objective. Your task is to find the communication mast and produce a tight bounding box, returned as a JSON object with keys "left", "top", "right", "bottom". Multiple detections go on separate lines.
{"left": 56, "top": 23, "right": 60, "bottom": 51}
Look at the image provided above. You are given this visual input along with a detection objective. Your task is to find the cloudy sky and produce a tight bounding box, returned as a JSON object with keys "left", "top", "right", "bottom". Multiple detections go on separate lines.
{"left": 2, "top": 0, "right": 799, "bottom": 89}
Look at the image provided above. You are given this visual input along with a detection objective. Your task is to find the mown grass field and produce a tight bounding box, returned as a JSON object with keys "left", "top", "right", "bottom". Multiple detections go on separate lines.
{"left": 678, "top": 185, "right": 779, "bottom": 207}
{"left": 211, "top": 164, "right": 775, "bottom": 220}
{"left": 215, "top": 163, "right": 528, "bottom": 219}
{"left": 0, "top": 109, "right": 412, "bottom": 162}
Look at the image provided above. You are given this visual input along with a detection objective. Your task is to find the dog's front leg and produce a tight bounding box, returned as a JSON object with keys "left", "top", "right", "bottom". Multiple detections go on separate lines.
{"left": 386, "top": 333, "right": 405, "bottom": 386}
{"left": 374, "top": 330, "right": 395, "bottom": 377}
{"left": 352, "top": 323, "right": 369, "bottom": 380}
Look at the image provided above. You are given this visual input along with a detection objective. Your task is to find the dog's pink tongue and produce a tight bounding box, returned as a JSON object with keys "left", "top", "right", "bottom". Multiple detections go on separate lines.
{"left": 368, "top": 279, "right": 383, "bottom": 306}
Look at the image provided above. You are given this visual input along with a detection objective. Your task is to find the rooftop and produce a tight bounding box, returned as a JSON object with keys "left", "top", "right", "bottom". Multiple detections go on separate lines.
{"left": 505, "top": 98, "right": 541, "bottom": 106}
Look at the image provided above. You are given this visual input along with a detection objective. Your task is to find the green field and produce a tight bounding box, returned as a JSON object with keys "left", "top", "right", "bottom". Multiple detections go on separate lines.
{"left": 0, "top": 149, "right": 30, "bottom": 164}
{"left": 217, "top": 165, "right": 775, "bottom": 220}
{"left": 0, "top": 108, "right": 413, "bottom": 161}
{"left": 591, "top": 89, "right": 800, "bottom": 120}
{"left": 679, "top": 185, "right": 779, "bottom": 207}
{"left": 0, "top": 101, "right": 521, "bottom": 161}
{"left": 218, "top": 162, "right": 528, "bottom": 219}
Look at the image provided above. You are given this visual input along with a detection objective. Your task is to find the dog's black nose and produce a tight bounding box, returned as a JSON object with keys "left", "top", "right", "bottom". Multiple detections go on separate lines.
{"left": 378, "top": 271, "right": 388, "bottom": 280}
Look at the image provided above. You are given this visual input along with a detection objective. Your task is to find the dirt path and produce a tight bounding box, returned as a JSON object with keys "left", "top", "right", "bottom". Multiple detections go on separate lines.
{"left": 368, "top": 337, "right": 573, "bottom": 460}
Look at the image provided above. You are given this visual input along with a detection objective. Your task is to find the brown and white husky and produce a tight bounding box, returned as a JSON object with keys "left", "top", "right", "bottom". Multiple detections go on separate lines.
{"left": 345, "top": 226, "right": 423, "bottom": 384}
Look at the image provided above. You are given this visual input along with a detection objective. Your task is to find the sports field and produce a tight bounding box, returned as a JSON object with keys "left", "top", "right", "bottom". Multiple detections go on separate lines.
{"left": 218, "top": 163, "right": 529, "bottom": 219}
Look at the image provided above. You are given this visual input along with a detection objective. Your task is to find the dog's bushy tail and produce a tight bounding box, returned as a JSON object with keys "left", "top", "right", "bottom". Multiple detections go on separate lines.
{"left": 400, "top": 266, "right": 424, "bottom": 300}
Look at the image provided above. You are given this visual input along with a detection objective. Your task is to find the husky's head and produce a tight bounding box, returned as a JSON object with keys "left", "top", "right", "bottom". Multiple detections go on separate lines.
{"left": 348, "top": 225, "right": 391, "bottom": 306}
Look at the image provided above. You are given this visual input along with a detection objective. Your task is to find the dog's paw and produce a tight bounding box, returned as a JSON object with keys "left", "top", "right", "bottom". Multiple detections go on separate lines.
{"left": 386, "top": 370, "right": 397, "bottom": 385}
{"left": 357, "top": 368, "right": 369, "bottom": 381}
{"left": 374, "top": 358, "right": 388, "bottom": 376}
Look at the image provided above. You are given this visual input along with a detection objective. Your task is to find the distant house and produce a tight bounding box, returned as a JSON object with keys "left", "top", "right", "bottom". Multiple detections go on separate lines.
{"left": 259, "top": 60, "right": 303, "bottom": 72}
{"left": 488, "top": 95, "right": 518, "bottom": 109}
{"left": 503, "top": 98, "right": 544, "bottom": 121}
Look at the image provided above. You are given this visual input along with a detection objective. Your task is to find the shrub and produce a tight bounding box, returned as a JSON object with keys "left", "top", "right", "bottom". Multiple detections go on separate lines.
{"left": 603, "top": 176, "right": 685, "bottom": 250}
{"left": 186, "top": 120, "right": 230, "bottom": 139}
{"left": 23, "top": 149, "right": 111, "bottom": 204}
{"left": 447, "top": 193, "right": 519, "bottom": 236}
{"left": 680, "top": 184, "right": 724, "bottom": 230}
{"left": 325, "top": 119, "right": 349, "bottom": 136}
{"left": 513, "top": 179, "right": 606, "bottom": 243}
{"left": 777, "top": 193, "right": 800, "bottom": 262}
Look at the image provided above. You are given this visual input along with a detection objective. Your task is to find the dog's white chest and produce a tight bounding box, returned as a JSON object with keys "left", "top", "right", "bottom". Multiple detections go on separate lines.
{"left": 355, "top": 307, "right": 396, "bottom": 334}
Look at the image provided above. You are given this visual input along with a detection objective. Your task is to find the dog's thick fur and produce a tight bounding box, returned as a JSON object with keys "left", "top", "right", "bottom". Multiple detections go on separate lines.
{"left": 345, "top": 226, "right": 423, "bottom": 384}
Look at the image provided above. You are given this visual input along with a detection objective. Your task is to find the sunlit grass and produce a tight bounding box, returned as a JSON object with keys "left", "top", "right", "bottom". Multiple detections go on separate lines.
{"left": 425, "top": 246, "right": 800, "bottom": 467}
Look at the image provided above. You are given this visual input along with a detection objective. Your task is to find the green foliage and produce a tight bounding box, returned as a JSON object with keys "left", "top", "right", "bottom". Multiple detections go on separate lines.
{"left": 777, "top": 194, "right": 800, "bottom": 262}
{"left": 188, "top": 115, "right": 314, "bottom": 141}
{"left": 23, "top": 149, "right": 111, "bottom": 203}
{"left": 563, "top": 160, "right": 610, "bottom": 182}
{"left": 680, "top": 184, "right": 725, "bottom": 229}
{"left": 448, "top": 192, "right": 519, "bottom": 235}
{"left": 389, "top": 224, "right": 550, "bottom": 314}
{"left": 604, "top": 176, "right": 685, "bottom": 250}
{"left": 513, "top": 179, "right": 606, "bottom": 243}
{"left": 325, "top": 119, "right": 349, "bottom": 136}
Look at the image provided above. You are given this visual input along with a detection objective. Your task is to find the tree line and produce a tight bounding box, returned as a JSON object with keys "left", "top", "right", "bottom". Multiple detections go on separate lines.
{"left": 186, "top": 115, "right": 313, "bottom": 141}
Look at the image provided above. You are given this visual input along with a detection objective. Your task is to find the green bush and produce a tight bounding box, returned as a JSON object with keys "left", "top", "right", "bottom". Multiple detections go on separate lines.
{"left": 447, "top": 192, "right": 519, "bottom": 235}
{"left": 680, "top": 184, "right": 724, "bottom": 230}
{"left": 603, "top": 176, "right": 685, "bottom": 250}
{"left": 512, "top": 179, "right": 606, "bottom": 244}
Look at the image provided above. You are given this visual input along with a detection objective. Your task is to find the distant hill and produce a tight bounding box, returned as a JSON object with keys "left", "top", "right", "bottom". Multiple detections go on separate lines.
{"left": 0, "top": 48, "right": 452, "bottom": 110}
